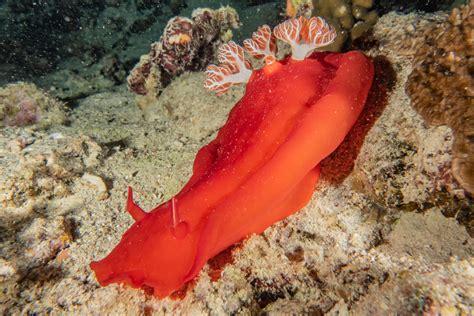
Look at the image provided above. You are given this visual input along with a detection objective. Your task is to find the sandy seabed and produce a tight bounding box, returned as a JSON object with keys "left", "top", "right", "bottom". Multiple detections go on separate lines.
{"left": 1, "top": 12, "right": 473, "bottom": 315}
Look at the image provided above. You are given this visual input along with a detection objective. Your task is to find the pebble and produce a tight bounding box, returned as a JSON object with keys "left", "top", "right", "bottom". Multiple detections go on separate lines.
{"left": 82, "top": 173, "right": 108, "bottom": 198}
{"left": 48, "top": 132, "right": 64, "bottom": 140}
{"left": 0, "top": 258, "right": 17, "bottom": 281}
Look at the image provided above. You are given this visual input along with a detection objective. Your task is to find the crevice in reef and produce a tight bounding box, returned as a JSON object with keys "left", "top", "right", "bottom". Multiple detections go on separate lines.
{"left": 320, "top": 55, "right": 397, "bottom": 184}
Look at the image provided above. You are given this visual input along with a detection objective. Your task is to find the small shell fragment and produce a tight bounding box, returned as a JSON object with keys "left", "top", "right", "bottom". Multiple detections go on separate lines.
{"left": 82, "top": 173, "right": 108, "bottom": 198}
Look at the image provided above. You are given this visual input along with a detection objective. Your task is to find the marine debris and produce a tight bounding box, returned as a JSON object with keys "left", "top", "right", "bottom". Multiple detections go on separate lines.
{"left": 406, "top": 0, "right": 474, "bottom": 195}
{"left": 127, "top": 6, "right": 239, "bottom": 109}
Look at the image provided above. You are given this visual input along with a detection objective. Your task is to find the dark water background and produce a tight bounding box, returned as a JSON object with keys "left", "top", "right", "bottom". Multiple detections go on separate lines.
{"left": 0, "top": 0, "right": 463, "bottom": 99}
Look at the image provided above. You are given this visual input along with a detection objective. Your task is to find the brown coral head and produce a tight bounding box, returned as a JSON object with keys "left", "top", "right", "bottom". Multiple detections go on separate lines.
{"left": 406, "top": 0, "right": 474, "bottom": 195}
{"left": 163, "top": 17, "right": 194, "bottom": 48}
{"left": 161, "top": 54, "right": 179, "bottom": 74}
{"left": 452, "top": 131, "right": 474, "bottom": 196}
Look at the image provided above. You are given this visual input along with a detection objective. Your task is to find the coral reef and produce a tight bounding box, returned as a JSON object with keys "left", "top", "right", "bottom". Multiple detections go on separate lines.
{"left": 1, "top": 21, "right": 473, "bottom": 308}
{"left": 286, "top": 0, "right": 466, "bottom": 51}
{"left": 286, "top": 0, "right": 379, "bottom": 50}
{"left": 348, "top": 257, "right": 474, "bottom": 314}
{"left": 406, "top": 0, "right": 474, "bottom": 195}
{"left": 127, "top": 6, "right": 239, "bottom": 109}
{"left": 0, "top": 82, "right": 67, "bottom": 128}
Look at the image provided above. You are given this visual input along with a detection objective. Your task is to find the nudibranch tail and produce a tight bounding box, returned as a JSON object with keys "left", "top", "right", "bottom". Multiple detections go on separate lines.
{"left": 243, "top": 25, "right": 276, "bottom": 65}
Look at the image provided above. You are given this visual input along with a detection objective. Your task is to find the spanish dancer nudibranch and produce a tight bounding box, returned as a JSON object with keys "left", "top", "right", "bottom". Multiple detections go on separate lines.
{"left": 90, "top": 16, "right": 374, "bottom": 298}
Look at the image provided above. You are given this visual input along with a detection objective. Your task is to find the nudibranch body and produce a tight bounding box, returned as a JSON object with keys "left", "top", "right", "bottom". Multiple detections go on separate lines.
{"left": 90, "top": 16, "right": 374, "bottom": 298}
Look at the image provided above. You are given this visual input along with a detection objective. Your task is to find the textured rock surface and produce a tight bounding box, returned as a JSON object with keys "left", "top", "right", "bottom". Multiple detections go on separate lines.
{"left": 0, "top": 82, "right": 67, "bottom": 128}
{"left": 406, "top": 0, "right": 474, "bottom": 195}
{"left": 0, "top": 10, "right": 472, "bottom": 315}
{"left": 0, "top": 129, "right": 103, "bottom": 311}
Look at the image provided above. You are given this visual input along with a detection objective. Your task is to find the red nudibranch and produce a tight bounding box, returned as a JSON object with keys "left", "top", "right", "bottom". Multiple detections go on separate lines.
{"left": 90, "top": 16, "right": 374, "bottom": 298}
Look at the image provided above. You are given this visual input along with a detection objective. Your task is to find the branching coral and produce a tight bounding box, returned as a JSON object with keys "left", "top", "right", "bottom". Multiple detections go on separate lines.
{"left": 286, "top": 0, "right": 378, "bottom": 51}
{"left": 406, "top": 0, "right": 474, "bottom": 194}
{"left": 127, "top": 6, "right": 239, "bottom": 109}
{"left": 0, "top": 82, "right": 67, "bottom": 128}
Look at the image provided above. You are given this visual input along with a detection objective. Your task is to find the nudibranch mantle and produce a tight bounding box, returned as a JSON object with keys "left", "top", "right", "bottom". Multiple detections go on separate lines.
{"left": 90, "top": 16, "right": 374, "bottom": 298}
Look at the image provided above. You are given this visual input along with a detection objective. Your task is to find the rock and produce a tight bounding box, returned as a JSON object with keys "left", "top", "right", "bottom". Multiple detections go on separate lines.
{"left": 82, "top": 173, "right": 109, "bottom": 200}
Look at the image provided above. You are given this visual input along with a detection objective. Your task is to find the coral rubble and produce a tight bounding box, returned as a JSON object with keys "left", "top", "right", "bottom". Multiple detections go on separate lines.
{"left": 0, "top": 82, "right": 67, "bottom": 128}
{"left": 0, "top": 134, "right": 101, "bottom": 217}
{"left": 406, "top": 0, "right": 474, "bottom": 194}
{"left": 0, "top": 130, "right": 103, "bottom": 311}
{"left": 127, "top": 6, "right": 239, "bottom": 109}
